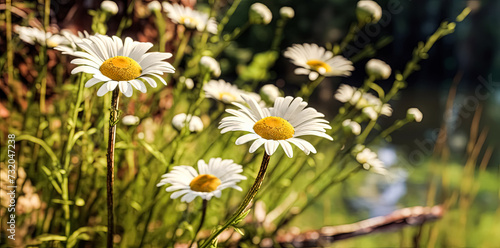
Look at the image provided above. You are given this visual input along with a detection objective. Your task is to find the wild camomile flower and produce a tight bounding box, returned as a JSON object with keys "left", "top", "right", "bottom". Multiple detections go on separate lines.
{"left": 335, "top": 84, "right": 392, "bottom": 116}
{"left": 204, "top": 79, "right": 245, "bottom": 104}
{"left": 279, "top": 6, "right": 295, "bottom": 19}
{"left": 101, "top": 0, "right": 119, "bottom": 15}
{"left": 260, "top": 84, "right": 281, "bottom": 103}
{"left": 172, "top": 113, "right": 204, "bottom": 132}
{"left": 342, "top": 119, "right": 361, "bottom": 135}
{"left": 366, "top": 59, "right": 392, "bottom": 80}
{"left": 199, "top": 56, "right": 221, "bottom": 77}
{"left": 122, "top": 115, "right": 140, "bottom": 126}
{"left": 162, "top": 2, "right": 218, "bottom": 34}
{"left": 157, "top": 158, "right": 247, "bottom": 203}
{"left": 249, "top": 3, "right": 273, "bottom": 25}
{"left": 68, "top": 34, "right": 174, "bottom": 97}
{"left": 407, "top": 108, "right": 423, "bottom": 122}
{"left": 356, "top": 148, "right": 387, "bottom": 175}
{"left": 14, "top": 26, "right": 69, "bottom": 47}
{"left": 284, "top": 43, "right": 354, "bottom": 81}
{"left": 219, "top": 95, "right": 333, "bottom": 158}
{"left": 356, "top": 0, "right": 382, "bottom": 24}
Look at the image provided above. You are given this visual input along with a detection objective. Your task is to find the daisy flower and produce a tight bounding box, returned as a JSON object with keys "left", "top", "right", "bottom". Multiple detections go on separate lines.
{"left": 335, "top": 84, "right": 392, "bottom": 117}
{"left": 55, "top": 30, "right": 90, "bottom": 55}
{"left": 162, "top": 2, "right": 218, "bottom": 34}
{"left": 68, "top": 34, "right": 175, "bottom": 97}
{"left": 14, "top": 26, "right": 69, "bottom": 48}
{"left": 219, "top": 95, "right": 333, "bottom": 158}
{"left": 284, "top": 43, "right": 354, "bottom": 81}
{"left": 157, "top": 158, "right": 247, "bottom": 203}
{"left": 356, "top": 148, "right": 387, "bottom": 175}
{"left": 204, "top": 79, "right": 245, "bottom": 104}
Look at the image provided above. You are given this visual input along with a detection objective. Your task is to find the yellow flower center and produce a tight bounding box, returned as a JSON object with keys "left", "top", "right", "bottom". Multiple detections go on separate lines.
{"left": 253, "top": 116, "right": 295, "bottom": 140}
{"left": 306, "top": 60, "right": 332, "bottom": 74}
{"left": 180, "top": 16, "right": 199, "bottom": 28}
{"left": 218, "top": 92, "right": 237, "bottom": 102}
{"left": 189, "top": 174, "right": 221, "bottom": 192}
{"left": 46, "top": 40, "right": 59, "bottom": 48}
{"left": 99, "top": 56, "right": 142, "bottom": 81}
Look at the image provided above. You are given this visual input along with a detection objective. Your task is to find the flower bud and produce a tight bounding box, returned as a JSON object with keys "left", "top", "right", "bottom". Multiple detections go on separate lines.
{"left": 249, "top": 3, "right": 272, "bottom": 25}
{"left": 356, "top": 0, "right": 382, "bottom": 24}
{"left": 148, "top": 1, "right": 162, "bottom": 12}
{"left": 342, "top": 119, "right": 361, "bottom": 135}
{"left": 122, "top": 115, "right": 140, "bottom": 126}
{"left": 199, "top": 56, "right": 221, "bottom": 77}
{"left": 407, "top": 108, "right": 423, "bottom": 122}
{"left": 172, "top": 113, "right": 204, "bottom": 132}
{"left": 366, "top": 59, "right": 391, "bottom": 80}
{"left": 101, "top": 1, "right": 119, "bottom": 15}
{"left": 279, "top": 6, "right": 295, "bottom": 19}
{"left": 362, "top": 107, "right": 378, "bottom": 120}
{"left": 260, "top": 84, "right": 281, "bottom": 103}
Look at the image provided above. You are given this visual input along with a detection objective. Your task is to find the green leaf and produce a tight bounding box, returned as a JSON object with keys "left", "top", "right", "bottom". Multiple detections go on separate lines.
{"left": 17, "top": 134, "right": 59, "bottom": 167}
{"left": 210, "top": 238, "right": 219, "bottom": 248}
{"left": 231, "top": 209, "right": 251, "bottom": 226}
{"left": 138, "top": 139, "right": 168, "bottom": 166}
{"left": 52, "top": 199, "right": 74, "bottom": 205}
{"left": 37, "top": 234, "right": 67, "bottom": 242}
{"left": 233, "top": 227, "right": 245, "bottom": 236}
{"left": 67, "top": 226, "right": 107, "bottom": 248}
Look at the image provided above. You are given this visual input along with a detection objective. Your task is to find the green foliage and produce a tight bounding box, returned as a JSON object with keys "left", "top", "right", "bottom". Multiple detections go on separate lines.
{"left": 2, "top": 1, "right": 493, "bottom": 248}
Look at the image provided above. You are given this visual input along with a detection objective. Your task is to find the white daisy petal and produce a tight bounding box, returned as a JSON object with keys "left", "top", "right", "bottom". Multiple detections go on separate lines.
{"left": 220, "top": 96, "right": 332, "bottom": 157}
{"left": 85, "top": 77, "right": 102, "bottom": 88}
{"left": 162, "top": 2, "right": 219, "bottom": 34}
{"left": 284, "top": 43, "right": 354, "bottom": 78}
{"left": 249, "top": 139, "right": 266, "bottom": 153}
{"left": 157, "top": 158, "right": 246, "bottom": 202}
{"left": 60, "top": 34, "right": 175, "bottom": 97}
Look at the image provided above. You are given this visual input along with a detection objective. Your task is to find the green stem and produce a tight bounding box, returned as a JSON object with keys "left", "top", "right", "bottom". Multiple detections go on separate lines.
{"left": 6, "top": 0, "right": 13, "bottom": 104}
{"left": 115, "top": 0, "right": 135, "bottom": 37}
{"left": 173, "top": 30, "right": 192, "bottom": 69}
{"left": 357, "top": 119, "right": 376, "bottom": 144}
{"left": 297, "top": 75, "right": 325, "bottom": 101}
{"left": 217, "top": 0, "right": 242, "bottom": 33}
{"left": 200, "top": 153, "right": 271, "bottom": 248}
{"left": 107, "top": 89, "right": 120, "bottom": 248}
{"left": 40, "top": 0, "right": 51, "bottom": 114}
{"left": 273, "top": 166, "right": 362, "bottom": 234}
{"left": 335, "top": 22, "right": 362, "bottom": 55}
{"left": 189, "top": 200, "right": 208, "bottom": 248}
{"left": 60, "top": 74, "right": 85, "bottom": 241}
{"left": 377, "top": 119, "right": 409, "bottom": 141}
{"left": 153, "top": 10, "right": 167, "bottom": 52}
{"left": 271, "top": 18, "right": 287, "bottom": 51}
